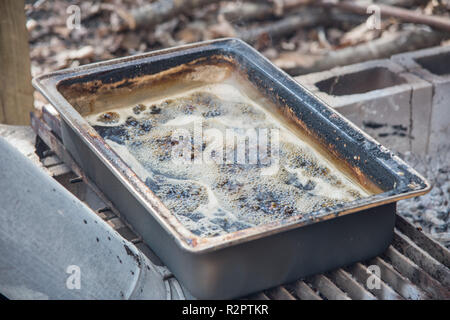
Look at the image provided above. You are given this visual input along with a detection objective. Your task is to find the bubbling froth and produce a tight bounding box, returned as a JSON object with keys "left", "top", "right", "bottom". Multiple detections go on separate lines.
{"left": 86, "top": 83, "right": 371, "bottom": 238}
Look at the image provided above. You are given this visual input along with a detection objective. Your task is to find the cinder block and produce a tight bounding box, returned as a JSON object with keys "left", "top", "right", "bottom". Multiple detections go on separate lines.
{"left": 392, "top": 45, "right": 450, "bottom": 154}
{"left": 296, "top": 59, "right": 433, "bottom": 154}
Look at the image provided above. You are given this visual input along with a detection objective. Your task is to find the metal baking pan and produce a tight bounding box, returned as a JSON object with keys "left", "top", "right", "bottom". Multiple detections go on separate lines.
{"left": 33, "top": 38, "right": 430, "bottom": 299}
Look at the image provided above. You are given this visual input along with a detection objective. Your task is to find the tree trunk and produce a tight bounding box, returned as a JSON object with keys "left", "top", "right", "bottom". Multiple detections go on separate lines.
{"left": 0, "top": 0, "right": 34, "bottom": 125}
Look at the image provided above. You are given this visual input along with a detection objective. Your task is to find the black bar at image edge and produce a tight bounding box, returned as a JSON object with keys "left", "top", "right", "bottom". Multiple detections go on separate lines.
{"left": 0, "top": 299, "right": 447, "bottom": 318}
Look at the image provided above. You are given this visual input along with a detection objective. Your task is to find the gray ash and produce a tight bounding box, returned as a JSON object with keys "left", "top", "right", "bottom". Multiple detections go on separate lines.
{"left": 397, "top": 146, "right": 450, "bottom": 248}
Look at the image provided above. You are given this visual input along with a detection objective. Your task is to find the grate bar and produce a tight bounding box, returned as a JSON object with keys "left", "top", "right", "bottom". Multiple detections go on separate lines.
{"left": 247, "top": 292, "right": 270, "bottom": 300}
{"left": 327, "top": 269, "right": 376, "bottom": 300}
{"left": 306, "top": 274, "right": 350, "bottom": 300}
{"left": 96, "top": 209, "right": 116, "bottom": 221}
{"left": 41, "top": 155, "right": 62, "bottom": 167}
{"left": 393, "top": 229, "right": 450, "bottom": 287}
{"left": 42, "top": 105, "right": 62, "bottom": 139}
{"left": 395, "top": 215, "right": 450, "bottom": 267}
{"left": 289, "top": 280, "right": 323, "bottom": 300}
{"left": 383, "top": 246, "right": 450, "bottom": 300}
{"left": 368, "top": 256, "right": 430, "bottom": 300}
{"left": 266, "top": 286, "right": 296, "bottom": 300}
{"left": 347, "top": 262, "right": 403, "bottom": 300}
{"left": 106, "top": 217, "right": 140, "bottom": 242}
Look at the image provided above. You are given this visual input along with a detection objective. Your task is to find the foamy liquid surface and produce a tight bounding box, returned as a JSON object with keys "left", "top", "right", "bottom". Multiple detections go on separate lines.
{"left": 86, "top": 83, "right": 370, "bottom": 237}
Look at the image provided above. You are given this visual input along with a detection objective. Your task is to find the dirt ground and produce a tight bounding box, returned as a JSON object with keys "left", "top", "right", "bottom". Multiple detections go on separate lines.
{"left": 26, "top": 0, "right": 450, "bottom": 77}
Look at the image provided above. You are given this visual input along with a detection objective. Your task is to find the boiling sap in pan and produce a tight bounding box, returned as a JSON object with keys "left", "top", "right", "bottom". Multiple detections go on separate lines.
{"left": 85, "top": 80, "right": 371, "bottom": 238}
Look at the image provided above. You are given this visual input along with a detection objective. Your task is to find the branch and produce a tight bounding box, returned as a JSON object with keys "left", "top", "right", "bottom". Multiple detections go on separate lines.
{"left": 123, "top": 0, "right": 219, "bottom": 30}
{"left": 319, "top": 0, "right": 450, "bottom": 33}
{"left": 282, "top": 27, "right": 447, "bottom": 75}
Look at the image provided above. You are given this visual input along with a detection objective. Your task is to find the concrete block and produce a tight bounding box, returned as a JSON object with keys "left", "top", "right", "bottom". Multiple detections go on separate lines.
{"left": 392, "top": 45, "right": 450, "bottom": 154}
{"left": 296, "top": 59, "right": 433, "bottom": 154}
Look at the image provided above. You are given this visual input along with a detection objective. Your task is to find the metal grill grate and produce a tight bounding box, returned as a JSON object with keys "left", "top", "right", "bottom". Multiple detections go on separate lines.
{"left": 31, "top": 107, "right": 450, "bottom": 300}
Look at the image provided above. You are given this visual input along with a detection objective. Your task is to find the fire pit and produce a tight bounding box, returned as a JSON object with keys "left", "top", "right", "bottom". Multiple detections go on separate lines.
{"left": 33, "top": 38, "right": 430, "bottom": 299}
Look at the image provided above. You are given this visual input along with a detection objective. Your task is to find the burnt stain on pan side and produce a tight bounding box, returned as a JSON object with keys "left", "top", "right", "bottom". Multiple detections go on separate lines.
{"left": 57, "top": 54, "right": 235, "bottom": 99}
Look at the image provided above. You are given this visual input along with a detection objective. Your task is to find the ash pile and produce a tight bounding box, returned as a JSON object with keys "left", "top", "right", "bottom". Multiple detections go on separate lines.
{"left": 398, "top": 147, "right": 450, "bottom": 248}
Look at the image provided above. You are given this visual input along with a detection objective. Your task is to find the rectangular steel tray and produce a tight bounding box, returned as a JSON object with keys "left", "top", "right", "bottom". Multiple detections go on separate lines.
{"left": 33, "top": 38, "right": 430, "bottom": 299}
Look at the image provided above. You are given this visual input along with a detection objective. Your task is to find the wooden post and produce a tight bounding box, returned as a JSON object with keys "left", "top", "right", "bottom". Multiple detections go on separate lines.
{"left": 0, "top": 0, "right": 34, "bottom": 125}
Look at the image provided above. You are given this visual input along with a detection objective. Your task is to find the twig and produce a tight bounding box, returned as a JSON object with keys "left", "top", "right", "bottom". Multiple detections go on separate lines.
{"left": 376, "top": 0, "right": 429, "bottom": 7}
{"left": 238, "top": 8, "right": 325, "bottom": 44}
{"left": 221, "top": 2, "right": 274, "bottom": 22}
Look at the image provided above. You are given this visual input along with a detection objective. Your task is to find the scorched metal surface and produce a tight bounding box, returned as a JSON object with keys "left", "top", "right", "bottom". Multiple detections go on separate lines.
{"left": 33, "top": 38, "right": 430, "bottom": 299}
